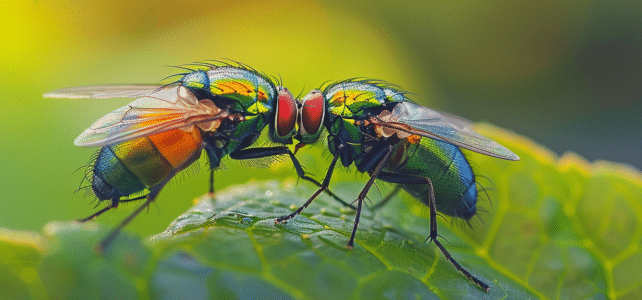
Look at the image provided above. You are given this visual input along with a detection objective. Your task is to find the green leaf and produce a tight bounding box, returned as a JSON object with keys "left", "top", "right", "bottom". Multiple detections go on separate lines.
{"left": 465, "top": 124, "right": 642, "bottom": 299}
{"left": 148, "top": 180, "right": 538, "bottom": 299}
{"left": 0, "top": 229, "right": 48, "bottom": 300}
{"left": 1, "top": 124, "right": 641, "bottom": 299}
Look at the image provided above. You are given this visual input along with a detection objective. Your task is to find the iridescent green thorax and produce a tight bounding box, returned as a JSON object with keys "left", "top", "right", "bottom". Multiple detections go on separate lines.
{"left": 323, "top": 81, "right": 406, "bottom": 161}
{"left": 181, "top": 65, "right": 276, "bottom": 115}
{"left": 206, "top": 67, "right": 276, "bottom": 115}
{"left": 324, "top": 81, "right": 405, "bottom": 118}
{"left": 180, "top": 65, "right": 278, "bottom": 153}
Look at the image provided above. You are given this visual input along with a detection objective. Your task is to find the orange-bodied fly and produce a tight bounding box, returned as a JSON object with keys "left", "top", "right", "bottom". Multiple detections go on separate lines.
{"left": 44, "top": 62, "right": 339, "bottom": 251}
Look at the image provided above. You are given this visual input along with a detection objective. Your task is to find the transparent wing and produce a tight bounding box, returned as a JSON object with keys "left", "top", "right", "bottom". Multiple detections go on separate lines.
{"left": 74, "top": 86, "right": 225, "bottom": 147}
{"left": 381, "top": 102, "right": 520, "bottom": 160}
{"left": 43, "top": 84, "right": 165, "bottom": 99}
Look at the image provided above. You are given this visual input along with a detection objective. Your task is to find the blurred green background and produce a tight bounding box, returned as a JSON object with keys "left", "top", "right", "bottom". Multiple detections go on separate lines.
{"left": 1, "top": 1, "right": 640, "bottom": 240}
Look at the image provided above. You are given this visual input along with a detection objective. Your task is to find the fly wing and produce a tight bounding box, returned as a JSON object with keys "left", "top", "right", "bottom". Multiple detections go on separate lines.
{"left": 74, "top": 86, "right": 225, "bottom": 147}
{"left": 382, "top": 101, "right": 520, "bottom": 160}
{"left": 43, "top": 84, "right": 164, "bottom": 99}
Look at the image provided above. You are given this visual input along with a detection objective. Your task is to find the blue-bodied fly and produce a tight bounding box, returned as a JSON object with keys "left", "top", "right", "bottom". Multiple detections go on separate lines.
{"left": 273, "top": 80, "right": 520, "bottom": 291}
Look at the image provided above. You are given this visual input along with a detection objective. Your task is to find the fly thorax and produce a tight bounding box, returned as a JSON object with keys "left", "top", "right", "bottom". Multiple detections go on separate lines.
{"left": 205, "top": 66, "right": 275, "bottom": 116}
{"left": 199, "top": 67, "right": 277, "bottom": 140}
{"left": 324, "top": 81, "right": 388, "bottom": 118}
{"left": 181, "top": 70, "right": 210, "bottom": 90}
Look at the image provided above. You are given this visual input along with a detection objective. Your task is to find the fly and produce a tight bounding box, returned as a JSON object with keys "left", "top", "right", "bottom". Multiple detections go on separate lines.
{"left": 273, "top": 80, "right": 520, "bottom": 291}
{"left": 44, "top": 62, "right": 350, "bottom": 251}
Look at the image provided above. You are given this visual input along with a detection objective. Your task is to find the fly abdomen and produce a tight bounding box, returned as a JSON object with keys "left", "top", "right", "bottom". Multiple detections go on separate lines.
{"left": 92, "top": 145, "right": 146, "bottom": 200}
{"left": 92, "top": 129, "right": 203, "bottom": 200}
{"left": 398, "top": 138, "right": 478, "bottom": 220}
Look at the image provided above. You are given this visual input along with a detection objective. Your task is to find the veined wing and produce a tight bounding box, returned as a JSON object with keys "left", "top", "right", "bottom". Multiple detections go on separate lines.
{"left": 43, "top": 84, "right": 165, "bottom": 99}
{"left": 75, "top": 86, "right": 226, "bottom": 147}
{"left": 379, "top": 101, "right": 520, "bottom": 161}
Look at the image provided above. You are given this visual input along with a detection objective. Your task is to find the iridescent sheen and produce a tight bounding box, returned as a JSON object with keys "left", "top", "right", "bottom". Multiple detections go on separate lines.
{"left": 394, "top": 138, "right": 477, "bottom": 219}
{"left": 92, "top": 129, "right": 202, "bottom": 200}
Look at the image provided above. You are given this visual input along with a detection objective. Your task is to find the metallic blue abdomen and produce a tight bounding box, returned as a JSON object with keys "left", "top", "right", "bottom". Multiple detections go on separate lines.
{"left": 393, "top": 138, "right": 477, "bottom": 220}
{"left": 92, "top": 146, "right": 146, "bottom": 200}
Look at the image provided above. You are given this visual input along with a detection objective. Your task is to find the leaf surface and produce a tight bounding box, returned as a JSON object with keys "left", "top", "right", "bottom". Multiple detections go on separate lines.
{"left": 1, "top": 124, "right": 640, "bottom": 299}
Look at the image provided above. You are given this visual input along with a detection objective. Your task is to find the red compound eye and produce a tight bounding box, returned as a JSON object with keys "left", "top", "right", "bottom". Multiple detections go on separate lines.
{"left": 275, "top": 87, "right": 297, "bottom": 138}
{"left": 300, "top": 90, "right": 324, "bottom": 136}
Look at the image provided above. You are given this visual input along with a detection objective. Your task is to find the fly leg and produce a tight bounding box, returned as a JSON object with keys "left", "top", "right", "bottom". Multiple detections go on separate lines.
{"left": 96, "top": 150, "right": 202, "bottom": 253}
{"left": 275, "top": 144, "right": 344, "bottom": 223}
{"left": 204, "top": 143, "right": 224, "bottom": 196}
{"left": 230, "top": 146, "right": 355, "bottom": 209}
{"left": 425, "top": 181, "right": 491, "bottom": 292}
{"left": 96, "top": 198, "right": 152, "bottom": 253}
{"left": 209, "top": 168, "right": 215, "bottom": 195}
{"left": 95, "top": 183, "right": 168, "bottom": 253}
{"left": 370, "top": 185, "right": 402, "bottom": 210}
{"left": 376, "top": 172, "right": 491, "bottom": 292}
{"left": 346, "top": 145, "right": 394, "bottom": 249}
{"left": 77, "top": 195, "right": 147, "bottom": 222}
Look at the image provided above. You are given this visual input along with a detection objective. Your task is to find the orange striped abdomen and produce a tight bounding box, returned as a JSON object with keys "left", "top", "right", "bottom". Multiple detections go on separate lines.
{"left": 91, "top": 128, "right": 202, "bottom": 200}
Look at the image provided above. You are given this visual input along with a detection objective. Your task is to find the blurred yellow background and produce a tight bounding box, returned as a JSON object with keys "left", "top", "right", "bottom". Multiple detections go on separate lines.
{"left": 1, "top": 1, "right": 640, "bottom": 237}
